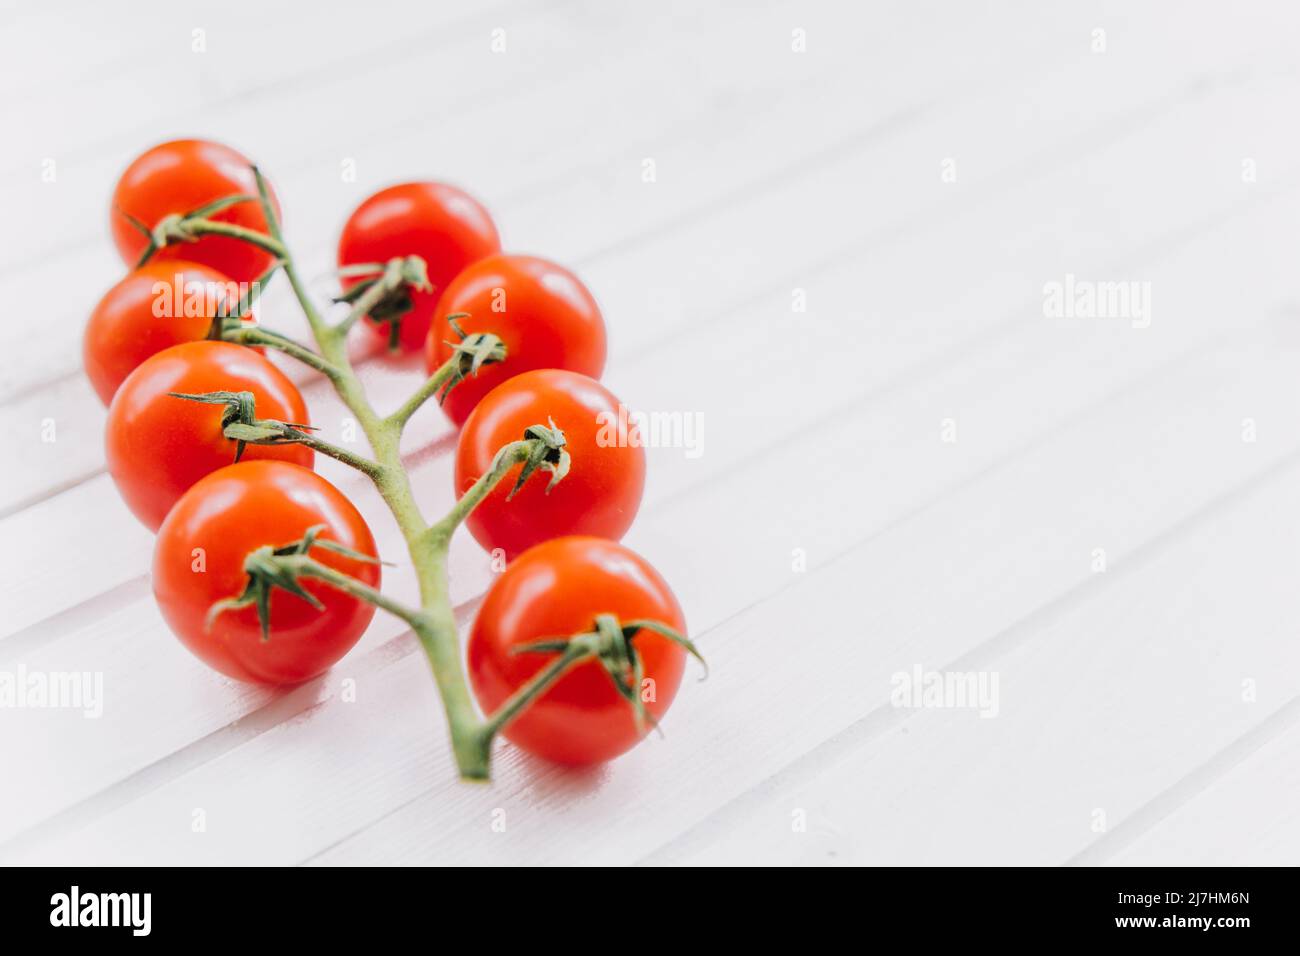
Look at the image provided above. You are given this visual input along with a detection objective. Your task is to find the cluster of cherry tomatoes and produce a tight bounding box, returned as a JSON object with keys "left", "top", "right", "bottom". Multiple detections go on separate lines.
{"left": 83, "top": 139, "right": 693, "bottom": 767}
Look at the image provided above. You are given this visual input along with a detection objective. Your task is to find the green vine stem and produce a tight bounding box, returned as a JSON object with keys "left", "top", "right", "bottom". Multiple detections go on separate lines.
{"left": 227, "top": 326, "right": 345, "bottom": 382}
{"left": 138, "top": 173, "right": 627, "bottom": 781}
{"left": 283, "top": 555, "right": 425, "bottom": 630}
{"left": 225, "top": 419, "right": 385, "bottom": 479}
{"left": 135, "top": 215, "right": 286, "bottom": 269}
{"left": 389, "top": 362, "right": 457, "bottom": 429}
{"left": 245, "top": 168, "right": 561, "bottom": 779}
{"left": 482, "top": 642, "right": 592, "bottom": 737}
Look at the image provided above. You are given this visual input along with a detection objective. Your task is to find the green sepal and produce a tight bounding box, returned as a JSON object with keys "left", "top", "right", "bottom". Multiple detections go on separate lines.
{"left": 507, "top": 419, "right": 570, "bottom": 499}
{"left": 623, "top": 619, "right": 709, "bottom": 678}
{"left": 505, "top": 614, "right": 706, "bottom": 734}
{"left": 168, "top": 389, "right": 314, "bottom": 462}
{"left": 205, "top": 524, "right": 388, "bottom": 641}
{"left": 185, "top": 193, "right": 259, "bottom": 220}
{"left": 332, "top": 256, "right": 433, "bottom": 349}
{"left": 436, "top": 315, "right": 507, "bottom": 404}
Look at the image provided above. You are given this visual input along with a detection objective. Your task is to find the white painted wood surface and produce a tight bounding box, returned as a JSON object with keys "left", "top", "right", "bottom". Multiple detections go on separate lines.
{"left": 4, "top": 0, "right": 1300, "bottom": 865}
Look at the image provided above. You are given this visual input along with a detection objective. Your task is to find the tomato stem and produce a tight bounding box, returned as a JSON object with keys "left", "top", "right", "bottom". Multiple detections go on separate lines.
{"left": 246, "top": 420, "right": 385, "bottom": 479}
{"left": 136, "top": 217, "right": 287, "bottom": 268}
{"left": 238, "top": 167, "right": 496, "bottom": 780}
{"left": 482, "top": 642, "right": 593, "bottom": 738}
{"left": 476, "top": 614, "right": 706, "bottom": 742}
{"left": 388, "top": 323, "right": 507, "bottom": 431}
{"left": 333, "top": 257, "right": 431, "bottom": 339}
{"left": 184, "top": 168, "right": 595, "bottom": 781}
{"left": 423, "top": 440, "right": 532, "bottom": 548}
{"left": 205, "top": 260, "right": 280, "bottom": 340}
{"left": 287, "top": 556, "right": 424, "bottom": 628}
{"left": 386, "top": 362, "right": 458, "bottom": 430}
{"left": 334, "top": 259, "right": 408, "bottom": 338}
{"left": 227, "top": 326, "right": 345, "bottom": 382}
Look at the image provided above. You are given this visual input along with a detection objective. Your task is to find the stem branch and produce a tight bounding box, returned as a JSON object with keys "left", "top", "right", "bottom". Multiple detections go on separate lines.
{"left": 386, "top": 359, "right": 457, "bottom": 431}
{"left": 231, "top": 327, "right": 345, "bottom": 381}
{"left": 288, "top": 556, "right": 423, "bottom": 629}
{"left": 185, "top": 171, "right": 566, "bottom": 781}
{"left": 183, "top": 218, "right": 286, "bottom": 258}
{"left": 238, "top": 167, "right": 492, "bottom": 779}
{"left": 424, "top": 441, "right": 531, "bottom": 548}
{"left": 482, "top": 643, "right": 592, "bottom": 737}
{"left": 288, "top": 431, "right": 384, "bottom": 480}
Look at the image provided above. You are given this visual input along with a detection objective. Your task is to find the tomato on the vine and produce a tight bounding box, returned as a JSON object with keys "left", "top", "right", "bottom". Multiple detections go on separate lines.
{"left": 455, "top": 369, "right": 644, "bottom": 558}
{"left": 83, "top": 260, "right": 253, "bottom": 406}
{"left": 337, "top": 181, "right": 501, "bottom": 351}
{"left": 468, "top": 536, "right": 688, "bottom": 765}
{"left": 154, "top": 460, "right": 380, "bottom": 684}
{"left": 110, "top": 139, "right": 282, "bottom": 284}
{"left": 425, "top": 253, "right": 606, "bottom": 425}
{"left": 106, "top": 340, "right": 312, "bottom": 531}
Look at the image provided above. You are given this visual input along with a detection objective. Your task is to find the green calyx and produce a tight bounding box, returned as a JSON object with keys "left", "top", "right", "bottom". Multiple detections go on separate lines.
{"left": 125, "top": 193, "right": 262, "bottom": 269}
{"left": 438, "top": 314, "right": 507, "bottom": 404}
{"left": 508, "top": 419, "right": 569, "bottom": 499}
{"left": 167, "top": 389, "right": 315, "bottom": 462}
{"left": 206, "top": 524, "right": 385, "bottom": 641}
{"left": 512, "top": 614, "right": 707, "bottom": 732}
{"left": 334, "top": 256, "right": 432, "bottom": 348}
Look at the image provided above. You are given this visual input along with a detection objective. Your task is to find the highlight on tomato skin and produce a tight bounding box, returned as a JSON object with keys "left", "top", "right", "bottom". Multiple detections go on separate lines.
{"left": 82, "top": 260, "right": 251, "bottom": 406}
{"left": 454, "top": 369, "right": 646, "bottom": 559}
{"left": 153, "top": 461, "right": 380, "bottom": 685}
{"left": 110, "top": 139, "right": 282, "bottom": 284}
{"left": 468, "top": 536, "right": 689, "bottom": 765}
{"left": 105, "top": 340, "right": 313, "bottom": 532}
{"left": 337, "top": 181, "right": 502, "bottom": 352}
{"left": 425, "top": 253, "right": 607, "bottom": 426}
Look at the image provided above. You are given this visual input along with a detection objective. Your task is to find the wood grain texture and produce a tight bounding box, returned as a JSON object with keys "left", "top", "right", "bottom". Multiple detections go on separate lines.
{"left": 3, "top": 0, "right": 1299, "bottom": 865}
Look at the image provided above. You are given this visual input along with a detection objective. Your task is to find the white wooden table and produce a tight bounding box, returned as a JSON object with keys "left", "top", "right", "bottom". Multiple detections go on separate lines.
{"left": 4, "top": 0, "right": 1300, "bottom": 866}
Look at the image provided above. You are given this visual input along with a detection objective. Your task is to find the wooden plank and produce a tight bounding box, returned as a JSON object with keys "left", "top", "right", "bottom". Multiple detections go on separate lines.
{"left": 0, "top": 0, "right": 1067, "bottom": 398}
{"left": 1095, "top": 706, "right": 1300, "bottom": 866}
{"left": 3, "top": 180, "right": 1295, "bottom": 862}
{"left": 7, "top": 0, "right": 1300, "bottom": 867}
{"left": 7, "top": 53, "right": 1291, "bottom": 624}
{"left": 654, "top": 417, "right": 1300, "bottom": 865}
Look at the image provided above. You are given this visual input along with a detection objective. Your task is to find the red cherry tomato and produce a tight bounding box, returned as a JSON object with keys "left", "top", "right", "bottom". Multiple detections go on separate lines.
{"left": 83, "top": 260, "right": 255, "bottom": 406}
{"left": 337, "top": 182, "right": 501, "bottom": 351}
{"left": 425, "top": 253, "right": 607, "bottom": 425}
{"left": 455, "top": 369, "right": 645, "bottom": 558}
{"left": 468, "top": 536, "right": 688, "bottom": 765}
{"left": 110, "top": 139, "right": 282, "bottom": 284}
{"left": 106, "top": 340, "right": 312, "bottom": 531}
{"left": 154, "top": 461, "right": 379, "bottom": 684}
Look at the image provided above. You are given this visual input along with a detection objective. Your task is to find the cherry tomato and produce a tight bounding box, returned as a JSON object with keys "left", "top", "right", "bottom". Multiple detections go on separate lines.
{"left": 337, "top": 182, "right": 501, "bottom": 351}
{"left": 425, "top": 253, "right": 607, "bottom": 426}
{"left": 455, "top": 369, "right": 645, "bottom": 558}
{"left": 83, "top": 260, "right": 256, "bottom": 406}
{"left": 106, "top": 340, "right": 312, "bottom": 531}
{"left": 468, "top": 536, "right": 687, "bottom": 765}
{"left": 110, "top": 139, "right": 282, "bottom": 284}
{"left": 154, "top": 460, "right": 379, "bottom": 684}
